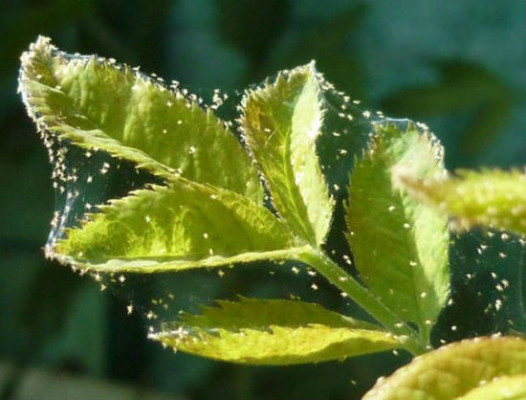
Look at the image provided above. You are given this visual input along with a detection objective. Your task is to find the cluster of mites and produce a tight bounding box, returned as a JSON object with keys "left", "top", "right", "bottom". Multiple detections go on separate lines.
{"left": 29, "top": 51, "right": 377, "bottom": 242}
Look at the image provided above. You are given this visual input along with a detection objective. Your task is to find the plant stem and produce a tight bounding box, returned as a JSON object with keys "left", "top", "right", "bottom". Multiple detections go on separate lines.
{"left": 298, "top": 247, "right": 428, "bottom": 355}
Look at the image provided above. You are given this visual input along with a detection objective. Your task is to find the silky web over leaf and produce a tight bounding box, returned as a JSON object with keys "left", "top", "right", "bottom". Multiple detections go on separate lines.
{"left": 18, "top": 36, "right": 262, "bottom": 201}
{"left": 346, "top": 122, "right": 449, "bottom": 339}
{"left": 242, "top": 63, "right": 333, "bottom": 246}
{"left": 394, "top": 168, "right": 526, "bottom": 236}
{"left": 149, "top": 298, "right": 403, "bottom": 365}
{"left": 54, "top": 180, "right": 305, "bottom": 273}
{"left": 181, "top": 297, "right": 381, "bottom": 330}
{"left": 18, "top": 34, "right": 526, "bottom": 391}
{"left": 362, "top": 336, "right": 526, "bottom": 400}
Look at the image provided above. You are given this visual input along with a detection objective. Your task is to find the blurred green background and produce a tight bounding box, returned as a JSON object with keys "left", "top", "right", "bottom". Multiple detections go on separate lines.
{"left": 1, "top": 1, "right": 525, "bottom": 399}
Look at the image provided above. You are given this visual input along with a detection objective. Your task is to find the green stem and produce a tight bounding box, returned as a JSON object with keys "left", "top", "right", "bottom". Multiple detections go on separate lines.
{"left": 298, "top": 247, "right": 428, "bottom": 355}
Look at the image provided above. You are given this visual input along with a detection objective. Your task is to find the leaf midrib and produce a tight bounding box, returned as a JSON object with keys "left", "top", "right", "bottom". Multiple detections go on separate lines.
{"left": 280, "top": 125, "right": 317, "bottom": 245}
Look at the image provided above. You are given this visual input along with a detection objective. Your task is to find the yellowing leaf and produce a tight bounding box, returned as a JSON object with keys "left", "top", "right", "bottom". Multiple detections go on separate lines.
{"left": 241, "top": 63, "right": 333, "bottom": 246}
{"left": 394, "top": 168, "right": 526, "bottom": 236}
{"left": 19, "top": 36, "right": 262, "bottom": 200}
{"left": 53, "top": 180, "right": 304, "bottom": 273}
{"left": 150, "top": 298, "right": 403, "bottom": 365}
{"left": 363, "top": 336, "right": 526, "bottom": 400}
{"left": 346, "top": 122, "right": 449, "bottom": 339}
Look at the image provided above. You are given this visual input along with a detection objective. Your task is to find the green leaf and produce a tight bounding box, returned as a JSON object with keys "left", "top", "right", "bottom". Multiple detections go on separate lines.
{"left": 53, "top": 179, "right": 304, "bottom": 273}
{"left": 18, "top": 36, "right": 262, "bottom": 200}
{"left": 456, "top": 375, "right": 526, "bottom": 400}
{"left": 394, "top": 168, "right": 526, "bottom": 236}
{"left": 363, "top": 336, "right": 526, "bottom": 400}
{"left": 150, "top": 298, "right": 403, "bottom": 365}
{"left": 241, "top": 63, "right": 333, "bottom": 246}
{"left": 346, "top": 122, "right": 449, "bottom": 339}
{"left": 182, "top": 296, "right": 381, "bottom": 330}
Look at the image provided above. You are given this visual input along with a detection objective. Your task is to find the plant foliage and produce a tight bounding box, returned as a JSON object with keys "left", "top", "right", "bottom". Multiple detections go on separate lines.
{"left": 19, "top": 36, "right": 525, "bottom": 399}
{"left": 363, "top": 336, "right": 526, "bottom": 400}
{"left": 395, "top": 168, "right": 526, "bottom": 236}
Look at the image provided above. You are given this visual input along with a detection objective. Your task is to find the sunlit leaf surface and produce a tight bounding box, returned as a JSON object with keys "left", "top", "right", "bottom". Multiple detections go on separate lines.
{"left": 55, "top": 181, "right": 305, "bottom": 273}
{"left": 242, "top": 63, "right": 333, "bottom": 246}
{"left": 395, "top": 168, "right": 526, "bottom": 236}
{"left": 456, "top": 374, "right": 526, "bottom": 400}
{"left": 150, "top": 298, "right": 403, "bottom": 365}
{"left": 363, "top": 336, "right": 526, "bottom": 400}
{"left": 19, "top": 36, "right": 262, "bottom": 201}
{"left": 346, "top": 122, "right": 449, "bottom": 338}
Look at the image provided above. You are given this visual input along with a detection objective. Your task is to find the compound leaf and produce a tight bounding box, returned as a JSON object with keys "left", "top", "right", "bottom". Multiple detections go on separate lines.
{"left": 241, "top": 63, "right": 333, "bottom": 246}
{"left": 19, "top": 36, "right": 262, "bottom": 200}
{"left": 53, "top": 179, "right": 303, "bottom": 273}
{"left": 363, "top": 336, "right": 526, "bottom": 400}
{"left": 395, "top": 168, "right": 526, "bottom": 236}
{"left": 346, "top": 122, "right": 449, "bottom": 339}
{"left": 150, "top": 298, "right": 403, "bottom": 365}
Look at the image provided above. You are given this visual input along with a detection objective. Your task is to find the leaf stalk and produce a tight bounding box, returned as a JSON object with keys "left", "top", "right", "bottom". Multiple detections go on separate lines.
{"left": 298, "top": 247, "right": 428, "bottom": 355}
